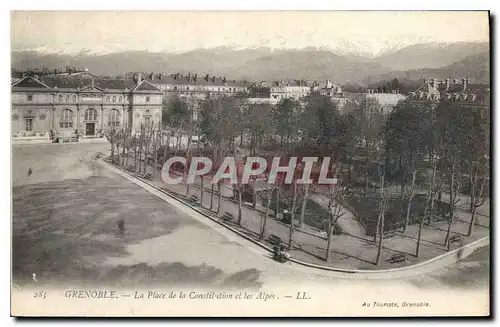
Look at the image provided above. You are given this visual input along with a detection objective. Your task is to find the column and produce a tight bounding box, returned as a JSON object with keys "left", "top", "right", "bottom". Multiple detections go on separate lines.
{"left": 122, "top": 105, "right": 125, "bottom": 128}
{"left": 76, "top": 104, "right": 80, "bottom": 135}
{"left": 100, "top": 105, "right": 104, "bottom": 132}
{"left": 51, "top": 105, "right": 55, "bottom": 130}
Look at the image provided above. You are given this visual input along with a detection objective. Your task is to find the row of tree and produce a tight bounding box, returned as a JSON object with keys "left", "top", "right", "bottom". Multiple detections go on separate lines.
{"left": 107, "top": 91, "right": 489, "bottom": 265}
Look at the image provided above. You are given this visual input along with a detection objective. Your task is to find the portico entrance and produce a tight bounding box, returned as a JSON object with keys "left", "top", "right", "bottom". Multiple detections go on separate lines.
{"left": 84, "top": 108, "right": 98, "bottom": 136}
{"left": 85, "top": 122, "right": 95, "bottom": 136}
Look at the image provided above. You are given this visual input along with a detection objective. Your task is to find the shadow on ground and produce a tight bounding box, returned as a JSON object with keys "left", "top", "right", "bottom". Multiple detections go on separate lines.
{"left": 12, "top": 177, "right": 263, "bottom": 290}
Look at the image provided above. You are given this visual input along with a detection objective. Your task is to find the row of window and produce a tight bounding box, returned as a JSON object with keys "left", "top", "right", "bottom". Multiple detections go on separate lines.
{"left": 20, "top": 108, "right": 154, "bottom": 131}
{"left": 105, "top": 96, "right": 125, "bottom": 103}
{"left": 58, "top": 108, "right": 121, "bottom": 129}
{"left": 159, "top": 85, "right": 242, "bottom": 92}
{"left": 26, "top": 94, "right": 127, "bottom": 103}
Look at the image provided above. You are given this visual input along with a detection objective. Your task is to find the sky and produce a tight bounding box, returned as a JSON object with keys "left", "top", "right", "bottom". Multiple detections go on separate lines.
{"left": 11, "top": 11, "right": 490, "bottom": 56}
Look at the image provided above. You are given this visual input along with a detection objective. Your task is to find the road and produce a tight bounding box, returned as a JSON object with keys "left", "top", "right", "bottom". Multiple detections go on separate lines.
{"left": 11, "top": 142, "right": 490, "bottom": 314}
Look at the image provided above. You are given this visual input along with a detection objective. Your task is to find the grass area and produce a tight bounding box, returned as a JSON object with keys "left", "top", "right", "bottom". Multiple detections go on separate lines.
{"left": 259, "top": 191, "right": 330, "bottom": 232}
{"left": 343, "top": 190, "right": 452, "bottom": 236}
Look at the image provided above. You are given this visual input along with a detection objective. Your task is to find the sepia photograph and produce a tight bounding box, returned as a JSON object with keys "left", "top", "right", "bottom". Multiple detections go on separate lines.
{"left": 9, "top": 10, "right": 490, "bottom": 317}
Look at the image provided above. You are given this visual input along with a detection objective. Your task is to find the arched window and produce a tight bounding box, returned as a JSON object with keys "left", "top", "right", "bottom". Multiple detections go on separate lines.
{"left": 119, "top": 96, "right": 123, "bottom": 103}
{"left": 66, "top": 95, "right": 70, "bottom": 102}
{"left": 58, "top": 95, "right": 63, "bottom": 102}
{"left": 73, "top": 95, "right": 77, "bottom": 102}
{"left": 85, "top": 108, "right": 98, "bottom": 121}
{"left": 112, "top": 96, "right": 116, "bottom": 102}
{"left": 144, "top": 109, "right": 151, "bottom": 126}
{"left": 106, "top": 96, "right": 110, "bottom": 102}
{"left": 60, "top": 109, "right": 73, "bottom": 128}
{"left": 109, "top": 109, "right": 120, "bottom": 128}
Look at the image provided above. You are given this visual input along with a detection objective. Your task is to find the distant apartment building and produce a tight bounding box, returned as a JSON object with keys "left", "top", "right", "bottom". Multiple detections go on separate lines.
{"left": 11, "top": 70, "right": 163, "bottom": 138}
{"left": 270, "top": 80, "right": 311, "bottom": 101}
{"left": 408, "top": 78, "right": 490, "bottom": 111}
{"left": 142, "top": 72, "right": 249, "bottom": 100}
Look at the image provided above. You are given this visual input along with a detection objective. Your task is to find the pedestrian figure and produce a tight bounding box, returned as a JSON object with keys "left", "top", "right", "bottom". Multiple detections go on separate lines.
{"left": 117, "top": 219, "right": 125, "bottom": 236}
{"left": 28, "top": 168, "right": 33, "bottom": 176}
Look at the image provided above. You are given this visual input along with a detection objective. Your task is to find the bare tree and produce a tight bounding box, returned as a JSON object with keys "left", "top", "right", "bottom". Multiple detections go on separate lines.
{"left": 287, "top": 179, "right": 298, "bottom": 250}
{"left": 416, "top": 158, "right": 438, "bottom": 257}
{"left": 402, "top": 169, "right": 417, "bottom": 232}
{"left": 298, "top": 183, "right": 309, "bottom": 229}
{"left": 260, "top": 184, "right": 274, "bottom": 241}
{"left": 375, "top": 168, "right": 391, "bottom": 266}
{"left": 325, "top": 184, "right": 346, "bottom": 262}
{"left": 152, "top": 123, "right": 162, "bottom": 178}
{"left": 106, "top": 128, "right": 118, "bottom": 164}
{"left": 115, "top": 129, "right": 122, "bottom": 165}
{"left": 444, "top": 159, "right": 462, "bottom": 251}
{"left": 122, "top": 127, "right": 132, "bottom": 167}
{"left": 468, "top": 174, "right": 487, "bottom": 236}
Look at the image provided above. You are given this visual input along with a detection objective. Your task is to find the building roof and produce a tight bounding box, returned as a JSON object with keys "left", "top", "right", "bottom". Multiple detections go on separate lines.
{"left": 410, "top": 79, "right": 490, "bottom": 105}
{"left": 143, "top": 73, "right": 249, "bottom": 88}
{"left": 12, "top": 72, "right": 161, "bottom": 93}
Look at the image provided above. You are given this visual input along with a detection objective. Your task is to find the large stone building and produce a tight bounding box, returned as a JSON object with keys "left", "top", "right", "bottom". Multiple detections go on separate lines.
{"left": 11, "top": 71, "right": 162, "bottom": 138}
{"left": 270, "top": 81, "right": 311, "bottom": 101}
{"left": 142, "top": 72, "right": 249, "bottom": 100}
{"left": 408, "top": 78, "right": 490, "bottom": 111}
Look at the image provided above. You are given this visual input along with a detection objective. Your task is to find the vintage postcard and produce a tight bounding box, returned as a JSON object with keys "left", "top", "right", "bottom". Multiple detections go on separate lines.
{"left": 10, "top": 11, "right": 490, "bottom": 317}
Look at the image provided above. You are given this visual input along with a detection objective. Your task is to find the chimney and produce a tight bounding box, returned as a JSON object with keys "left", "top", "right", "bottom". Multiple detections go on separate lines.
{"left": 433, "top": 78, "right": 438, "bottom": 91}
{"left": 462, "top": 78, "right": 468, "bottom": 91}
{"left": 133, "top": 72, "right": 142, "bottom": 85}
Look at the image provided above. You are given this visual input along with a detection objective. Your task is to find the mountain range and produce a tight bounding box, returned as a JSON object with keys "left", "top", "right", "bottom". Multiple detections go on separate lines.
{"left": 11, "top": 41, "right": 490, "bottom": 85}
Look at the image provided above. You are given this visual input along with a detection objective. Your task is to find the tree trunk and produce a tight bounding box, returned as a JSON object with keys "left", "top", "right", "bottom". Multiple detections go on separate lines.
{"left": 110, "top": 142, "right": 115, "bottom": 161}
{"left": 403, "top": 170, "right": 417, "bottom": 232}
{"left": 469, "top": 170, "right": 476, "bottom": 212}
{"left": 200, "top": 176, "right": 204, "bottom": 206}
{"left": 275, "top": 186, "right": 280, "bottom": 216}
{"left": 116, "top": 143, "right": 120, "bottom": 164}
{"left": 468, "top": 176, "right": 486, "bottom": 236}
{"left": 217, "top": 181, "right": 222, "bottom": 214}
{"left": 210, "top": 183, "right": 214, "bottom": 210}
{"left": 138, "top": 146, "right": 142, "bottom": 173}
{"left": 134, "top": 145, "right": 137, "bottom": 171}
{"left": 416, "top": 208, "right": 427, "bottom": 257}
{"left": 122, "top": 141, "right": 126, "bottom": 166}
{"left": 325, "top": 214, "right": 333, "bottom": 262}
{"left": 299, "top": 183, "right": 309, "bottom": 229}
{"left": 260, "top": 187, "right": 272, "bottom": 241}
{"left": 416, "top": 160, "right": 437, "bottom": 257}
{"left": 374, "top": 211, "right": 381, "bottom": 244}
{"left": 237, "top": 184, "right": 243, "bottom": 225}
{"left": 375, "top": 172, "right": 386, "bottom": 265}
{"left": 153, "top": 134, "right": 158, "bottom": 178}
{"left": 376, "top": 208, "right": 385, "bottom": 266}
{"left": 288, "top": 180, "right": 298, "bottom": 250}
{"left": 445, "top": 163, "right": 457, "bottom": 250}
{"left": 165, "top": 133, "right": 170, "bottom": 159}
{"left": 252, "top": 180, "right": 257, "bottom": 209}
{"left": 364, "top": 169, "right": 369, "bottom": 197}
